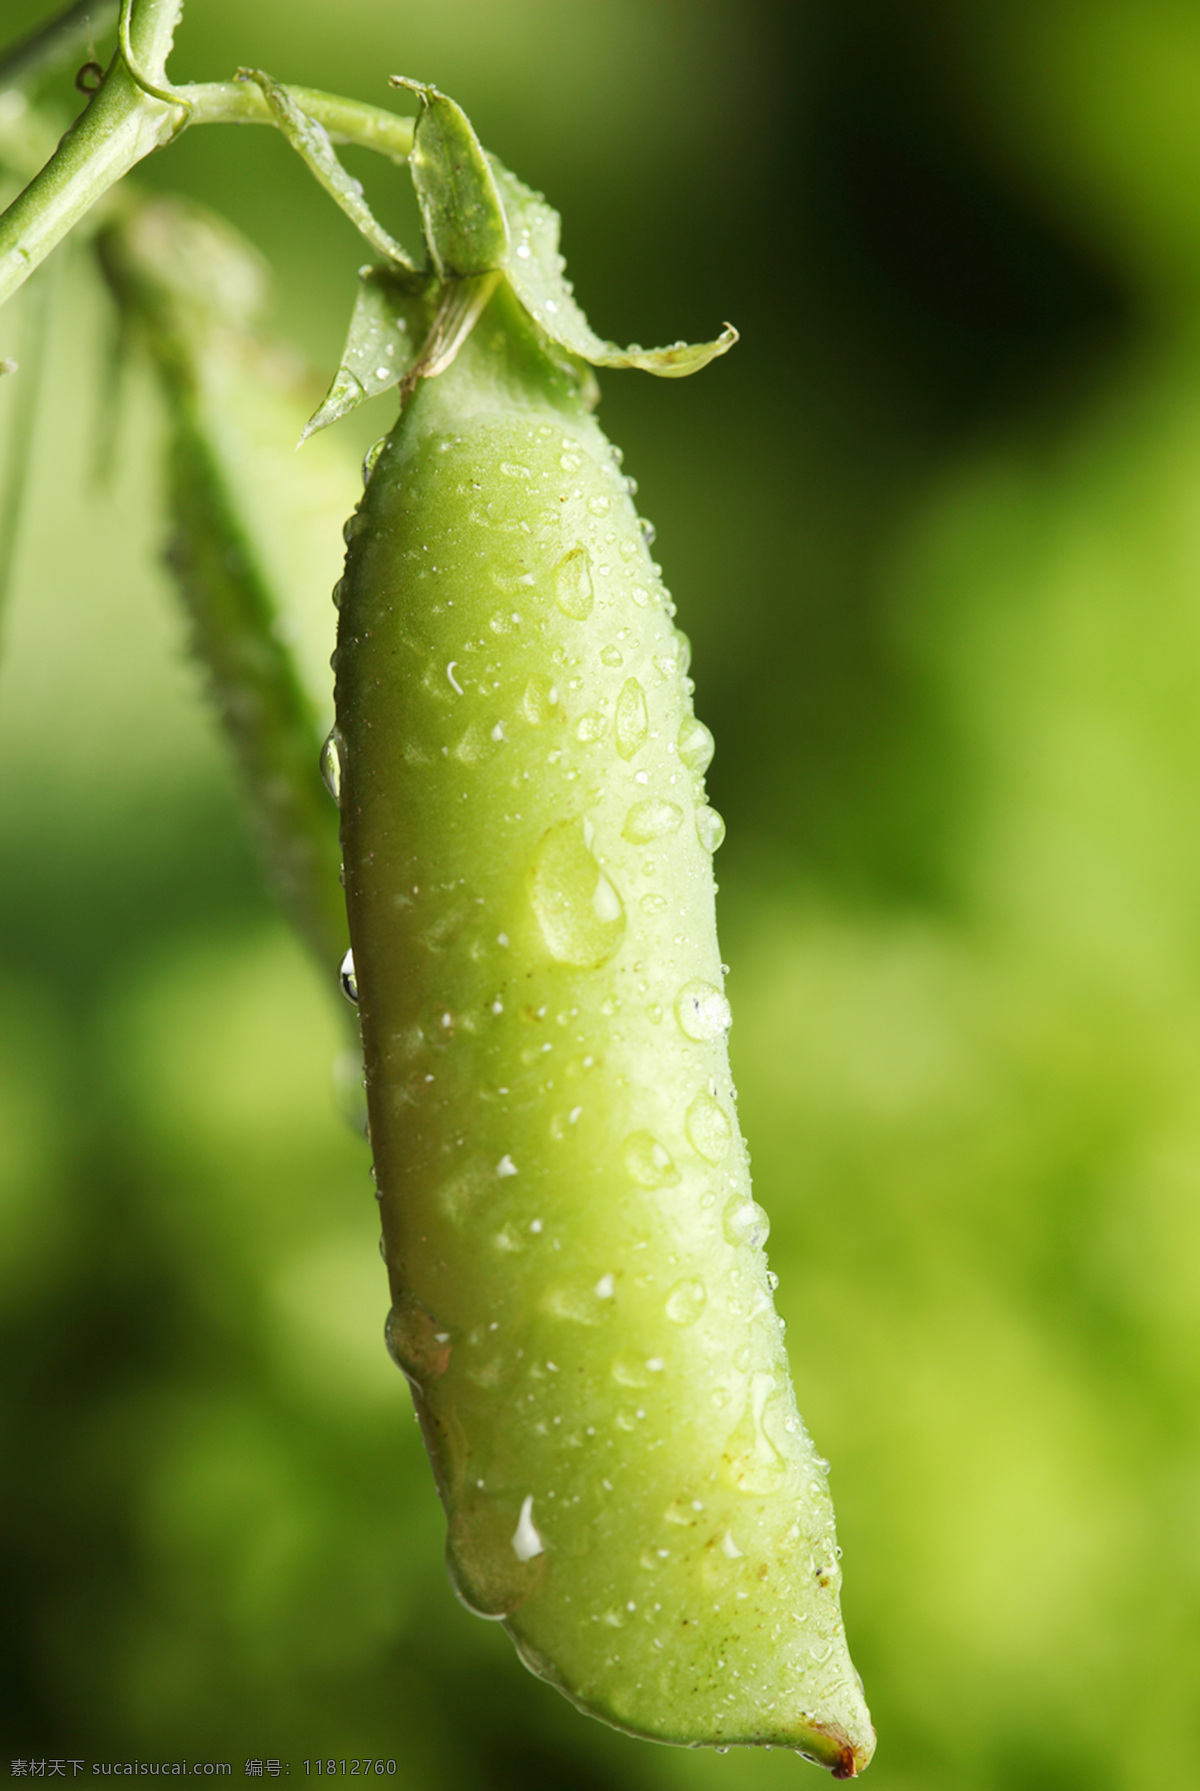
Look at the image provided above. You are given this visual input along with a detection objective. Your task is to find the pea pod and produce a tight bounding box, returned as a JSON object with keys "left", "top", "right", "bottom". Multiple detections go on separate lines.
{"left": 334, "top": 86, "right": 874, "bottom": 1775}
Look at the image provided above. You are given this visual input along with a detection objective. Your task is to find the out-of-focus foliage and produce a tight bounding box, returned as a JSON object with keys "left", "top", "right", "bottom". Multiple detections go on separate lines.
{"left": 1, "top": 0, "right": 1197, "bottom": 1787}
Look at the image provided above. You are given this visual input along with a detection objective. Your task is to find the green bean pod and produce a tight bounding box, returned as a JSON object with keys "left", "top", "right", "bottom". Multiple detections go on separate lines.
{"left": 329, "top": 82, "right": 873, "bottom": 1775}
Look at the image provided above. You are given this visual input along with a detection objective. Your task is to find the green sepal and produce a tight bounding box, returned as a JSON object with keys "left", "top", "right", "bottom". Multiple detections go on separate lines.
{"left": 301, "top": 264, "right": 422, "bottom": 441}
{"left": 491, "top": 162, "right": 736, "bottom": 377}
{"left": 390, "top": 78, "right": 509, "bottom": 279}
{"left": 238, "top": 69, "right": 419, "bottom": 273}
{"left": 385, "top": 79, "right": 734, "bottom": 379}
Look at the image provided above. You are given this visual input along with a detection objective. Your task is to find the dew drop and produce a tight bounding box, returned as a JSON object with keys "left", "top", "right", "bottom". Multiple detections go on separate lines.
{"left": 623, "top": 798, "right": 682, "bottom": 844}
{"left": 724, "top": 1370, "right": 787, "bottom": 1495}
{"left": 640, "top": 893, "right": 668, "bottom": 916}
{"left": 528, "top": 818, "right": 626, "bottom": 968}
{"left": 623, "top": 1130, "right": 680, "bottom": 1189}
{"left": 554, "top": 545, "right": 594, "bottom": 620}
{"left": 600, "top": 643, "right": 623, "bottom": 667}
{"left": 362, "top": 436, "right": 387, "bottom": 484}
{"left": 339, "top": 949, "right": 358, "bottom": 1004}
{"left": 320, "top": 729, "right": 343, "bottom": 805}
{"left": 696, "top": 806, "right": 726, "bottom": 853}
{"left": 686, "top": 1090, "right": 732, "bottom": 1163}
{"left": 575, "top": 711, "right": 606, "bottom": 744}
{"left": 522, "top": 677, "right": 560, "bottom": 726}
{"left": 675, "top": 979, "right": 732, "bottom": 1041}
{"left": 664, "top": 1278, "right": 707, "bottom": 1325}
{"left": 384, "top": 1293, "right": 451, "bottom": 1387}
{"left": 614, "top": 678, "right": 649, "bottom": 760}
{"left": 677, "top": 716, "right": 716, "bottom": 775}
{"left": 724, "top": 1194, "right": 771, "bottom": 1249}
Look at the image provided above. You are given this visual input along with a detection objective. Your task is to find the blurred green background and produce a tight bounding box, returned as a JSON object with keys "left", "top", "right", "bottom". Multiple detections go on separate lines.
{"left": 2, "top": 0, "right": 1198, "bottom": 1786}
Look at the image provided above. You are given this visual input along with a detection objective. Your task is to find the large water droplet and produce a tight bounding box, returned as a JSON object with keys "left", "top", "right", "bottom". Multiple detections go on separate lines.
{"left": 528, "top": 818, "right": 626, "bottom": 968}
{"left": 724, "top": 1194, "right": 771, "bottom": 1249}
{"left": 677, "top": 716, "right": 715, "bottom": 775}
{"left": 339, "top": 949, "right": 358, "bottom": 1004}
{"left": 320, "top": 729, "right": 343, "bottom": 805}
{"left": 664, "top": 1278, "right": 707, "bottom": 1325}
{"left": 675, "top": 979, "right": 731, "bottom": 1041}
{"left": 554, "top": 545, "right": 594, "bottom": 620}
{"left": 696, "top": 805, "right": 726, "bottom": 852}
{"left": 623, "top": 1130, "right": 680, "bottom": 1188}
{"left": 523, "top": 677, "right": 560, "bottom": 726}
{"left": 623, "top": 799, "right": 682, "bottom": 843}
{"left": 447, "top": 1497, "right": 544, "bottom": 1619}
{"left": 686, "top": 1089, "right": 732, "bottom": 1162}
{"left": 614, "top": 678, "right": 649, "bottom": 760}
{"left": 723, "top": 1371, "right": 787, "bottom": 1495}
{"left": 384, "top": 1293, "right": 451, "bottom": 1388}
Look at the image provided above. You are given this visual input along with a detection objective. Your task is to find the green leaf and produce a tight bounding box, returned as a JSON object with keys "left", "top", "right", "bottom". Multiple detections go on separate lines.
{"left": 392, "top": 78, "right": 509, "bottom": 279}
{"left": 302, "top": 265, "right": 420, "bottom": 441}
{"left": 492, "top": 161, "right": 737, "bottom": 377}
{"left": 238, "top": 69, "right": 418, "bottom": 273}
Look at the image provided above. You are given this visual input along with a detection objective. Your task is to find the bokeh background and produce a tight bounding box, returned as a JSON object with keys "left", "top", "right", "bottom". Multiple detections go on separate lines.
{"left": 1, "top": 1, "right": 1198, "bottom": 1786}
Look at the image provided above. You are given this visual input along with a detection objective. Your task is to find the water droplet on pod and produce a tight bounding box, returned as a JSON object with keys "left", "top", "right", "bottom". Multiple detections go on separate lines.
{"left": 554, "top": 545, "right": 594, "bottom": 620}
{"left": 623, "top": 799, "right": 682, "bottom": 843}
{"left": 675, "top": 980, "right": 732, "bottom": 1041}
{"left": 677, "top": 716, "right": 715, "bottom": 775}
{"left": 614, "top": 678, "right": 649, "bottom": 760}
{"left": 623, "top": 1131, "right": 680, "bottom": 1188}
{"left": 522, "top": 677, "right": 560, "bottom": 726}
{"left": 384, "top": 1293, "right": 451, "bottom": 1387}
{"left": 528, "top": 818, "right": 626, "bottom": 968}
{"left": 724, "top": 1194, "right": 771, "bottom": 1249}
{"left": 696, "top": 805, "right": 726, "bottom": 852}
{"left": 664, "top": 1278, "right": 707, "bottom": 1325}
{"left": 724, "top": 1371, "right": 787, "bottom": 1495}
{"left": 686, "top": 1089, "right": 732, "bottom": 1162}
{"left": 339, "top": 949, "right": 358, "bottom": 1004}
{"left": 320, "top": 730, "right": 343, "bottom": 805}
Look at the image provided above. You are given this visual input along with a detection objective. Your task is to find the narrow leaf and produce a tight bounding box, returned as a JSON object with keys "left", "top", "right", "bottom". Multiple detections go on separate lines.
{"left": 239, "top": 69, "right": 418, "bottom": 272}
{"left": 492, "top": 161, "right": 737, "bottom": 377}
{"left": 302, "top": 265, "right": 419, "bottom": 441}
{"left": 391, "top": 78, "right": 508, "bottom": 278}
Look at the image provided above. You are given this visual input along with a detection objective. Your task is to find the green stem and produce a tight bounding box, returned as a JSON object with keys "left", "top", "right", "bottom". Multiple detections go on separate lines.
{"left": 0, "top": 72, "right": 414, "bottom": 311}
{"left": 0, "top": 58, "right": 181, "bottom": 308}
{"left": 180, "top": 81, "right": 414, "bottom": 163}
